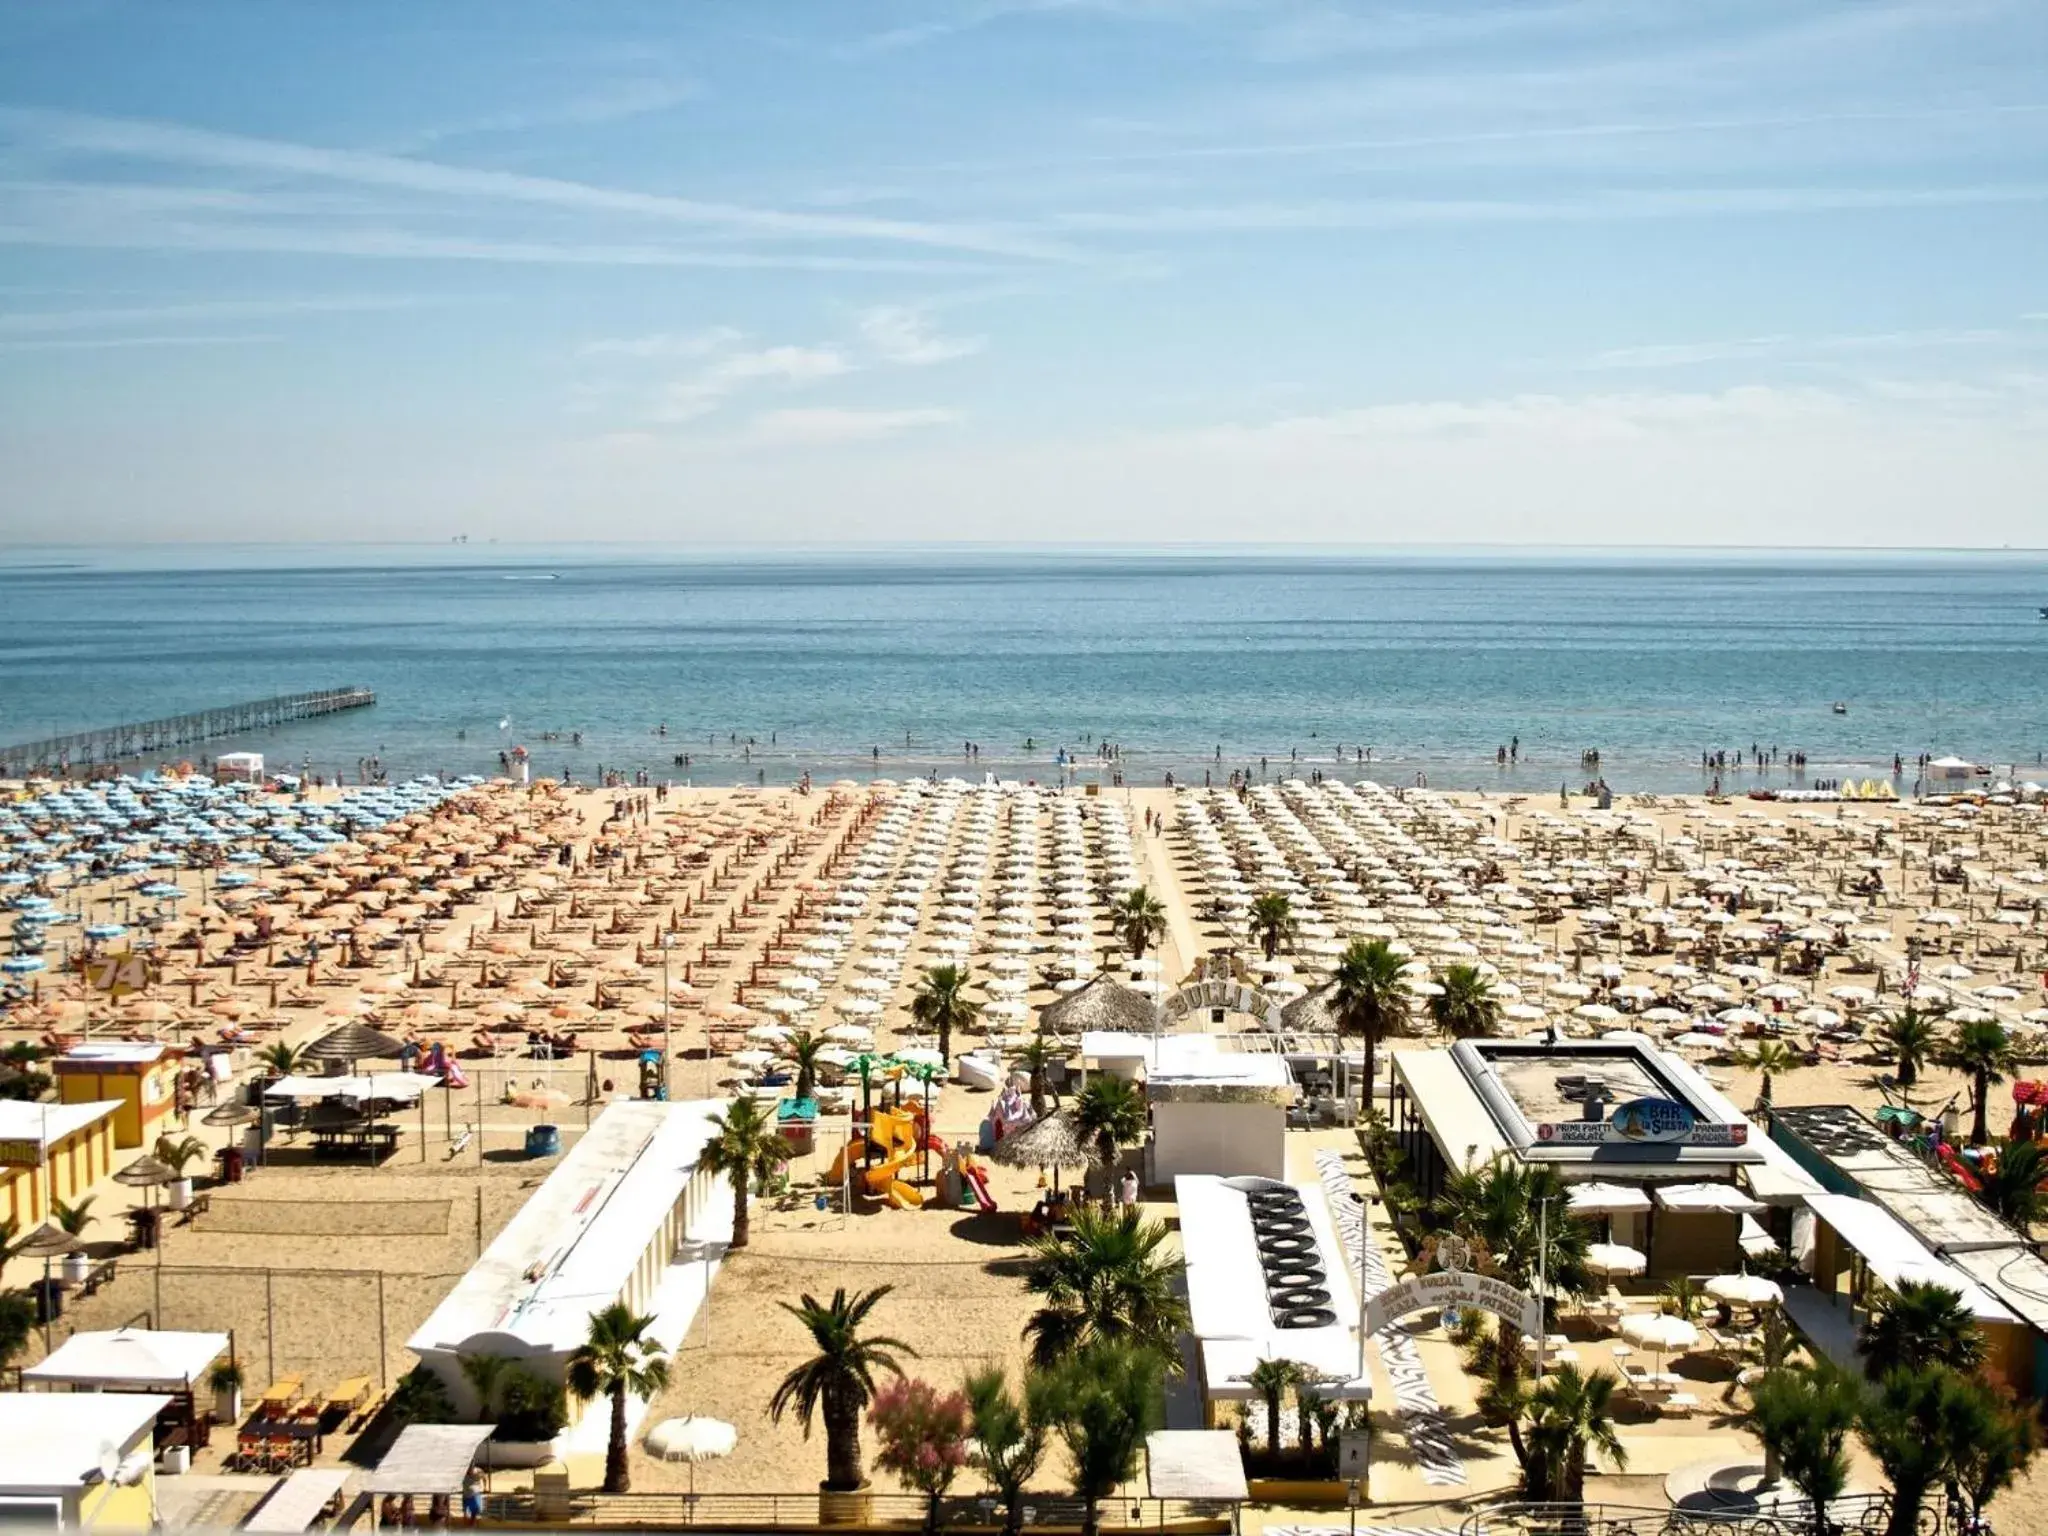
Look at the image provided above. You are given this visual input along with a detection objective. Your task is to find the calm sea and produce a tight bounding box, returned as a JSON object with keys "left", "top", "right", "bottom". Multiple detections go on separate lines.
{"left": 2, "top": 546, "right": 2044, "bottom": 792}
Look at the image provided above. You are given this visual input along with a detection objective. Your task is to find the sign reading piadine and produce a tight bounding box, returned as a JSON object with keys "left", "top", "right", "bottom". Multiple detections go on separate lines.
{"left": 1534, "top": 1097, "right": 1747, "bottom": 1147}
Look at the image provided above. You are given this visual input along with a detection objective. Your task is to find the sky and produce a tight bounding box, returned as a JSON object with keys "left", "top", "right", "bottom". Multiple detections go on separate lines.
{"left": 0, "top": 0, "right": 2044, "bottom": 547}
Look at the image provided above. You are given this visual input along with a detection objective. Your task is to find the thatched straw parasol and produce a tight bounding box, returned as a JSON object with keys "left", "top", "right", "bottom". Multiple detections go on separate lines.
{"left": 988, "top": 1110, "right": 1098, "bottom": 1171}
{"left": 1038, "top": 976, "right": 1159, "bottom": 1035}
{"left": 113, "top": 1155, "right": 175, "bottom": 1191}
{"left": 300, "top": 1019, "right": 407, "bottom": 1066}
{"left": 1280, "top": 984, "right": 1343, "bottom": 1034}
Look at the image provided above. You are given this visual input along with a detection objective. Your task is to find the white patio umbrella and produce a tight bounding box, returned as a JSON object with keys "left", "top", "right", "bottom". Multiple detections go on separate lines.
{"left": 1704, "top": 1273, "right": 1783, "bottom": 1308}
{"left": 1619, "top": 1311, "right": 1699, "bottom": 1361}
{"left": 645, "top": 1415, "right": 737, "bottom": 1495}
{"left": 1585, "top": 1242, "right": 1647, "bottom": 1277}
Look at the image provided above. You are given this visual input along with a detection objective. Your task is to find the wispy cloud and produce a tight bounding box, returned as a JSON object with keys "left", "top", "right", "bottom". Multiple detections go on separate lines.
{"left": 0, "top": 294, "right": 435, "bottom": 335}
{"left": 0, "top": 331, "right": 276, "bottom": 353}
{"left": 1585, "top": 327, "right": 2024, "bottom": 370}
{"left": 856, "top": 305, "right": 983, "bottom": 364}
{"left": 0, "top": 108, "right": 1084, "bottom": 263}
{"left": 748, "top": 407, "right": 960, "bottom": 443}
{"left": 400, "top": 78, "right": 698, "bottom": 148}
{"left": 650, "top": 343, "right": 854, "bottom": 424}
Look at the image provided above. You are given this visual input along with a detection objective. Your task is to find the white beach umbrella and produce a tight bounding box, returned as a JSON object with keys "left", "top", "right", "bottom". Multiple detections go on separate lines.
{"left": 1585, "top": 1242, "right": 1647, "bottom": 1277}
{"left": 645, "top": 1415, "right": 737, "bottom": 1495}
{"left": 1620, "top": 1312, "right": 1699, "bottom": 1360}
{"left": 1704, "top": 1274, "right": 1783, "bottom": 1308}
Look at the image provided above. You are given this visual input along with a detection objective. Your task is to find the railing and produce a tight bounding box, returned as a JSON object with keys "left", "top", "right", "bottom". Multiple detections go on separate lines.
{"left": 0, "top": 686, "right": 376, "bottom": 776}
{"left": 1458, "top": 1494, "right": 1903, "bottom": 1536}
{"left": 480, "top": 1490, "right": 1238, "bottom": 1530}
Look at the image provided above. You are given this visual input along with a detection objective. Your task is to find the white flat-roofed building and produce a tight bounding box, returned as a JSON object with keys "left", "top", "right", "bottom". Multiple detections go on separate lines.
{"left": 1084, "top": 1032, "right": 1296, "bottom": 1182}
{"left": 407, "top": 1100, "right": 726, "bottom": 1426}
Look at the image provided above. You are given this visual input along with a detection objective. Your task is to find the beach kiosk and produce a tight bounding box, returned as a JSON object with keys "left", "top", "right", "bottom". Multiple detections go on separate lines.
{"left": 213, "top": 752, "right": 264, "bottom": 783}
{"left": 24, "top": 1328, "right": 230, "bottom": 1466}
{"left": 0, "top": 1391, "right": 167, "bottom": 1531}
{"left": 54, "top": 1042, "right": 183, "bottom": 1149}
{"left": 0, "top": 1098, "right": 120, "bottom": 1229}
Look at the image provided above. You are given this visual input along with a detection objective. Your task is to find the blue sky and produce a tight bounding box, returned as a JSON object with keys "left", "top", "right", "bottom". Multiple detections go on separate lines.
{"left": 0, "top": 0, "right": 2044, "bottom": 545}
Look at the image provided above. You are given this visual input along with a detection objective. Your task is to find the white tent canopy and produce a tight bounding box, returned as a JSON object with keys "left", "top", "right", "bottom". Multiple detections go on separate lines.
{"left": 22, "top": 1327, "right": 227, "bottom": 1391}
{"left": 1655, "top": 1182, "right": 1766, "bottom": 1215}
{"left": 245, "top": 1469, "right": 354, "bottom": 1534}
{"left": 1567, "top": 1181, "right": 1653, "bottom": 1215}
{"left": 265, "top": 1072, "right": 439, "bottom": 1102}
{"left": 1146, "top": 1431, "right": 1250, "bottom": 1501}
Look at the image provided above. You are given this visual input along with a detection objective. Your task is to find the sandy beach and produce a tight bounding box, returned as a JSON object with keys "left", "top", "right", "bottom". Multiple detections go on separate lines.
{"left": 6, "top": 772, "right": 2047, "bottom": 1523}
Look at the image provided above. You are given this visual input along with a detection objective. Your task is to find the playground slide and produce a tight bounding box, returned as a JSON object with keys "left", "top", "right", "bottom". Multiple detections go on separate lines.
{"left": 863, "top": 1154, "right": 914, "bottom": 1195}
{"left": 923, "top": 1133, "right": 948, "bottom": 1156}
{"left": 885, "top": 1181, "right": 926, "bottom": 1209}
{"left": 964, "top": 1164, "right": 997, "bottom": 1213}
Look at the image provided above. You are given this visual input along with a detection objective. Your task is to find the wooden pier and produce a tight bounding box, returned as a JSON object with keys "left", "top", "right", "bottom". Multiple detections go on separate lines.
{"left": 0, "top": 686, "right": 376, "bottom": 778}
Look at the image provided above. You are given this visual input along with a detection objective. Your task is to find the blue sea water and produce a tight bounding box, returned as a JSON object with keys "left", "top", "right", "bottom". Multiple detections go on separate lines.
{"left": 1, "top": 546, "right": 2045, "bottom": 792}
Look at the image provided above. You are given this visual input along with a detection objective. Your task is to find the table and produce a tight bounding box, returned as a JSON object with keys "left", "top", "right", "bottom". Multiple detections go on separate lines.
{"left": 326, "top": 1376, "right": 371, "bottom": 1415}
{"left": 259, "top": 1376, "right": 304, "bottom": 1412}
{"left": 310, "top": 1122, "right": 400, "bottom": 1160}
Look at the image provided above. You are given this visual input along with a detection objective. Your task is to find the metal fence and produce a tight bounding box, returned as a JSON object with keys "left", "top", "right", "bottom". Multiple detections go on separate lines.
{"left": 481, "top": 1489, "right": 1237, "bottom": 1531}
{"left": 0, "top": 686, "right": 375, "bottom": 776}
{"left": 1457, "top": 1494, "right": 1904, "bottom": 1536}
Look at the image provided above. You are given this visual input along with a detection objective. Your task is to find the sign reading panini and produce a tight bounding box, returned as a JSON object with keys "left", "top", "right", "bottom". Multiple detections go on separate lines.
{"left": 1363, "top": 1270, "right": 1542, "bottom": 1338}
{"left": 1534, "top": 1096, "right": 1747, "bottom": 1147}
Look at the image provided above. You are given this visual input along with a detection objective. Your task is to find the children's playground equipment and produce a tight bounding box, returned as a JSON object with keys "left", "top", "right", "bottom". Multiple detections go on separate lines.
{"left": 978, "top": 1076, "right": 1036, "bottom": 1153}
{"left": 825, "top": 1105, "right": 949, "bottom": 1209}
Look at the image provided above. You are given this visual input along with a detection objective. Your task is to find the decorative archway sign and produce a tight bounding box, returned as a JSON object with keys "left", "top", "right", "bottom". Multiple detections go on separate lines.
{"left": 1157, "top": 978, "right": 1285, "bottom": 1033}
{"left": 1362, "top": 1269, "right": 1542, "bottom": 1339}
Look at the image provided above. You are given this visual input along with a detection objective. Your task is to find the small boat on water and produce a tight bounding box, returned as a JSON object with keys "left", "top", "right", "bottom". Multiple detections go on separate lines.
{"left": 1831, "top": 701, "right": 1848, "bottom": 715}
{"left": 2039, "top": 605, "right": 2048, "bottom": 619}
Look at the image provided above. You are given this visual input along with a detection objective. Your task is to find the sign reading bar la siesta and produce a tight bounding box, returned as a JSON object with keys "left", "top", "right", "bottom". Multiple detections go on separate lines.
{"left": 1533, "top": 1096, "right": 1747, "bottom": 1148}
{"left": 1363, "top": 1269, "right": 1542, "bottom": 1338}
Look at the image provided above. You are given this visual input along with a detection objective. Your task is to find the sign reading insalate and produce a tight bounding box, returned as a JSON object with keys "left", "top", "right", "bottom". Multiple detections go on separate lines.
{"left": 1533, "top": 1096, "right": 1747, "bottom": 1147}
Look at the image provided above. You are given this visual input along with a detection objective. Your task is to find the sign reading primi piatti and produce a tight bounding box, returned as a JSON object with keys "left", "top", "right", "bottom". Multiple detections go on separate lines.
{"left": 1534, "top": 1096, "right": 1747, "bottom": 1147}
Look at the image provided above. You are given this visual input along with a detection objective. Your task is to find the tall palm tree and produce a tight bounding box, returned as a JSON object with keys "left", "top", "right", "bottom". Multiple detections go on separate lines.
{"left": 1330, "top": 937, "right": 1411, "bottom": 1110}
{"left": 1248, "top": 891, "right": 1295, "bottom": 961}
{"left": 782, "top": 1028, "right": 827, "bottom": 1104}
{"left": 1879, "top": 1005, "right": 1940, "bottom": 1089}
{"left": 1942, "top": 1019, "right": 2017, "bottom": 1145}
{"left": 1113, "top": 887, "right": 1167, "bottom": 961}
{"left": 1073, "top": 1074, "right": 1147, "bottom": 1176}
{"left": 1428, "top": 964, "right": 1500, "bottom": 1040}
{"left": 699, "top": 1095, "right": 786, "bottom": 1250}
{"left": 1437, "top": 1156, "right": 1591, "bottom": 1301}
{"left": 910, "top": 964, "right": 980, "bottom": 1065}
{"left": 1011, "top": 1033, "right": 1061, "bottom": 1119}
{"left": 1244, "top": 1358, "right": 1299, "bottom": 1458}
{"left": 566, "top": 1304, "right": 671, "bottom": 1494}
{"left": 1035, "top": 1341, "right": 1164, "bottom": 1536}
{"left": 1737, "top": 1039, "right": 1801, "bottom": 1107}
{"left": 964, "top": 1365, "right": 1048, "bottom": 1536}
{"left": 1856, "top": 1279, "right": 1984, "bottom": 1378}
{"left": 1022, "top": 1204, "right": 1190, "bottom": 1368}
{"left": 770, "top": 1286, "right": 915, "bottom": 1493}
{"left": 1976, "top": 1138, "right": 2047, "bottom": 1228}
{"left": 1523, "top": 1365, "right": 1627, "bottom": 1502}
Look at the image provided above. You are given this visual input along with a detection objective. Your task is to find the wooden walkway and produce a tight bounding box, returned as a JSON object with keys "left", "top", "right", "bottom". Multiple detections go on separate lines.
{"left": 0, "top": 686, "right": 375, "bottom": 776}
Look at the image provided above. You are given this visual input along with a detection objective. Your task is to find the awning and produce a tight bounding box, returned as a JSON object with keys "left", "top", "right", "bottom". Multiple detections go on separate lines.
{"left": 1655, "top": 1182, "right": 1765, "bottom": 1215}
{"left": 246, "top": 1469, "right": 353, "bottom": 1533}
{"left": 365, "top": 1424, "right": 494, "bottom": 1495}
{"left": 22, "top": 1327, "right": 227, "bottom": 1391}
{"left": 1807, "top": 1194, "right": 2018, "bottom": 1323}
{"left": 1567, "top": 1180, "right": 1652, "bottom": 1215}
{"left": 1146, "top": 1430, "right": 1250, "bottom": 1501}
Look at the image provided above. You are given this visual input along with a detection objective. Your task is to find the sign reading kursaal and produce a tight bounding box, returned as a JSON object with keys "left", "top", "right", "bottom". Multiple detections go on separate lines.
{"left": 1363, "top": 1269, "right": 1543, "bottom": 1338}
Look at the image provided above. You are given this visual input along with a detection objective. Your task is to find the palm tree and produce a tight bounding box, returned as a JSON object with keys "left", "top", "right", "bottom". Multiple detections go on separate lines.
{"left": 910, "top": 964, "right": 980, "bottom": 1065}
{"left": 1437, "top": 1156, "right": 1591, "bottom": 1301}
{"left": 1012, "top": 1034, "right": 1061, "bottom": 1119}
{"left": 1244, "top": 1358, "right": 1299, "bottom": 1458}
{"left": 1467, "top": 1322, "right": 1535, "bottom": 1474}
{"left": 257, "top": 1041, "right": 301, "bottom": 1079}
{"left": 1113, "top": 887, "right": 1167, "bottom": 961}
{"left": 1858, "top": 1365, "right": 1960, "bottom": 1536}
{"left": 1741, "top": 1364, "right": 1859, "bottom": 1526}
{"left": 1738, "top": 1039, "right": 1801, "bottom": 1107}
{"left": 1523, "top": 1365, "right": 1626, "bottom": 1502}
{"left": 1073, "top": 1074, "right": 1147, "bottom": 1175}
{"left": 964, "top": 1365, "right": 1048, "bottom": 1536}
{"left": 1976, "top": 1137, "right": 2047, "bottom": 1228}
{"left": 783, "top": 1029, "right": 827, "bottom": 1104}
{"left": 698, "top": 1095, "right": 786, "bottom": 1250}
{"left": 154, "top": 1134, "right": 208, "bottom": 1181}
{"left": 771, "top": 1286, "right": 915, "bottom": 1493}
{"left": 1022, "top": 1204, "right": 1190, "bottom": 1368}
{"left": 1035, "top": 1341, "right": 1164, "bottom": 1536}
{"left": 1248, "top": 891, "right": 1295, "bottom": 960}
{"left": 1879, "top": 1005, "right": 1940, "bottom": 1089}
{"left": 388, "top": 1366, "right": 457, "bottom": 1427}
{"left": 1857, "top": 1279, "right": 1984, "bottom": 1378}
{"left": 1428, "top": 964, "right": 1501, "bottom": 1040}
{"left": 565, "top": 1304, "right": 671, "bottom": 1494}
{"left": 51, "top": 1196, "right": 96, "bottom": 1238}
{"left": 1330, "top": 937, "right": 1411, "bottom": 1109}
{"left": 1942, "top": 1019, "right": 2017, "bottom": 1145}
{"left": 458, "top": 1351, "right": 515, "bottom": 1420}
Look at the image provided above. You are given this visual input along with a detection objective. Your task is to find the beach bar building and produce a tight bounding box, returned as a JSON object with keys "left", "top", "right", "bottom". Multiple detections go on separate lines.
{"left": 53, "top": 1042, "right": 183, "bottom": 1149}
{"left": 1387, "top": 1036, "right": 1816, "bottom": 1277}
{"left": 0, "top": 1098, "right": 121, "bottom": 1230}
{"left": 406, "top": 1100, "right": 726, "bottom": 1433}
{"left": 1083, "top": 1032, "right": 1296, "bottom": 1182}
